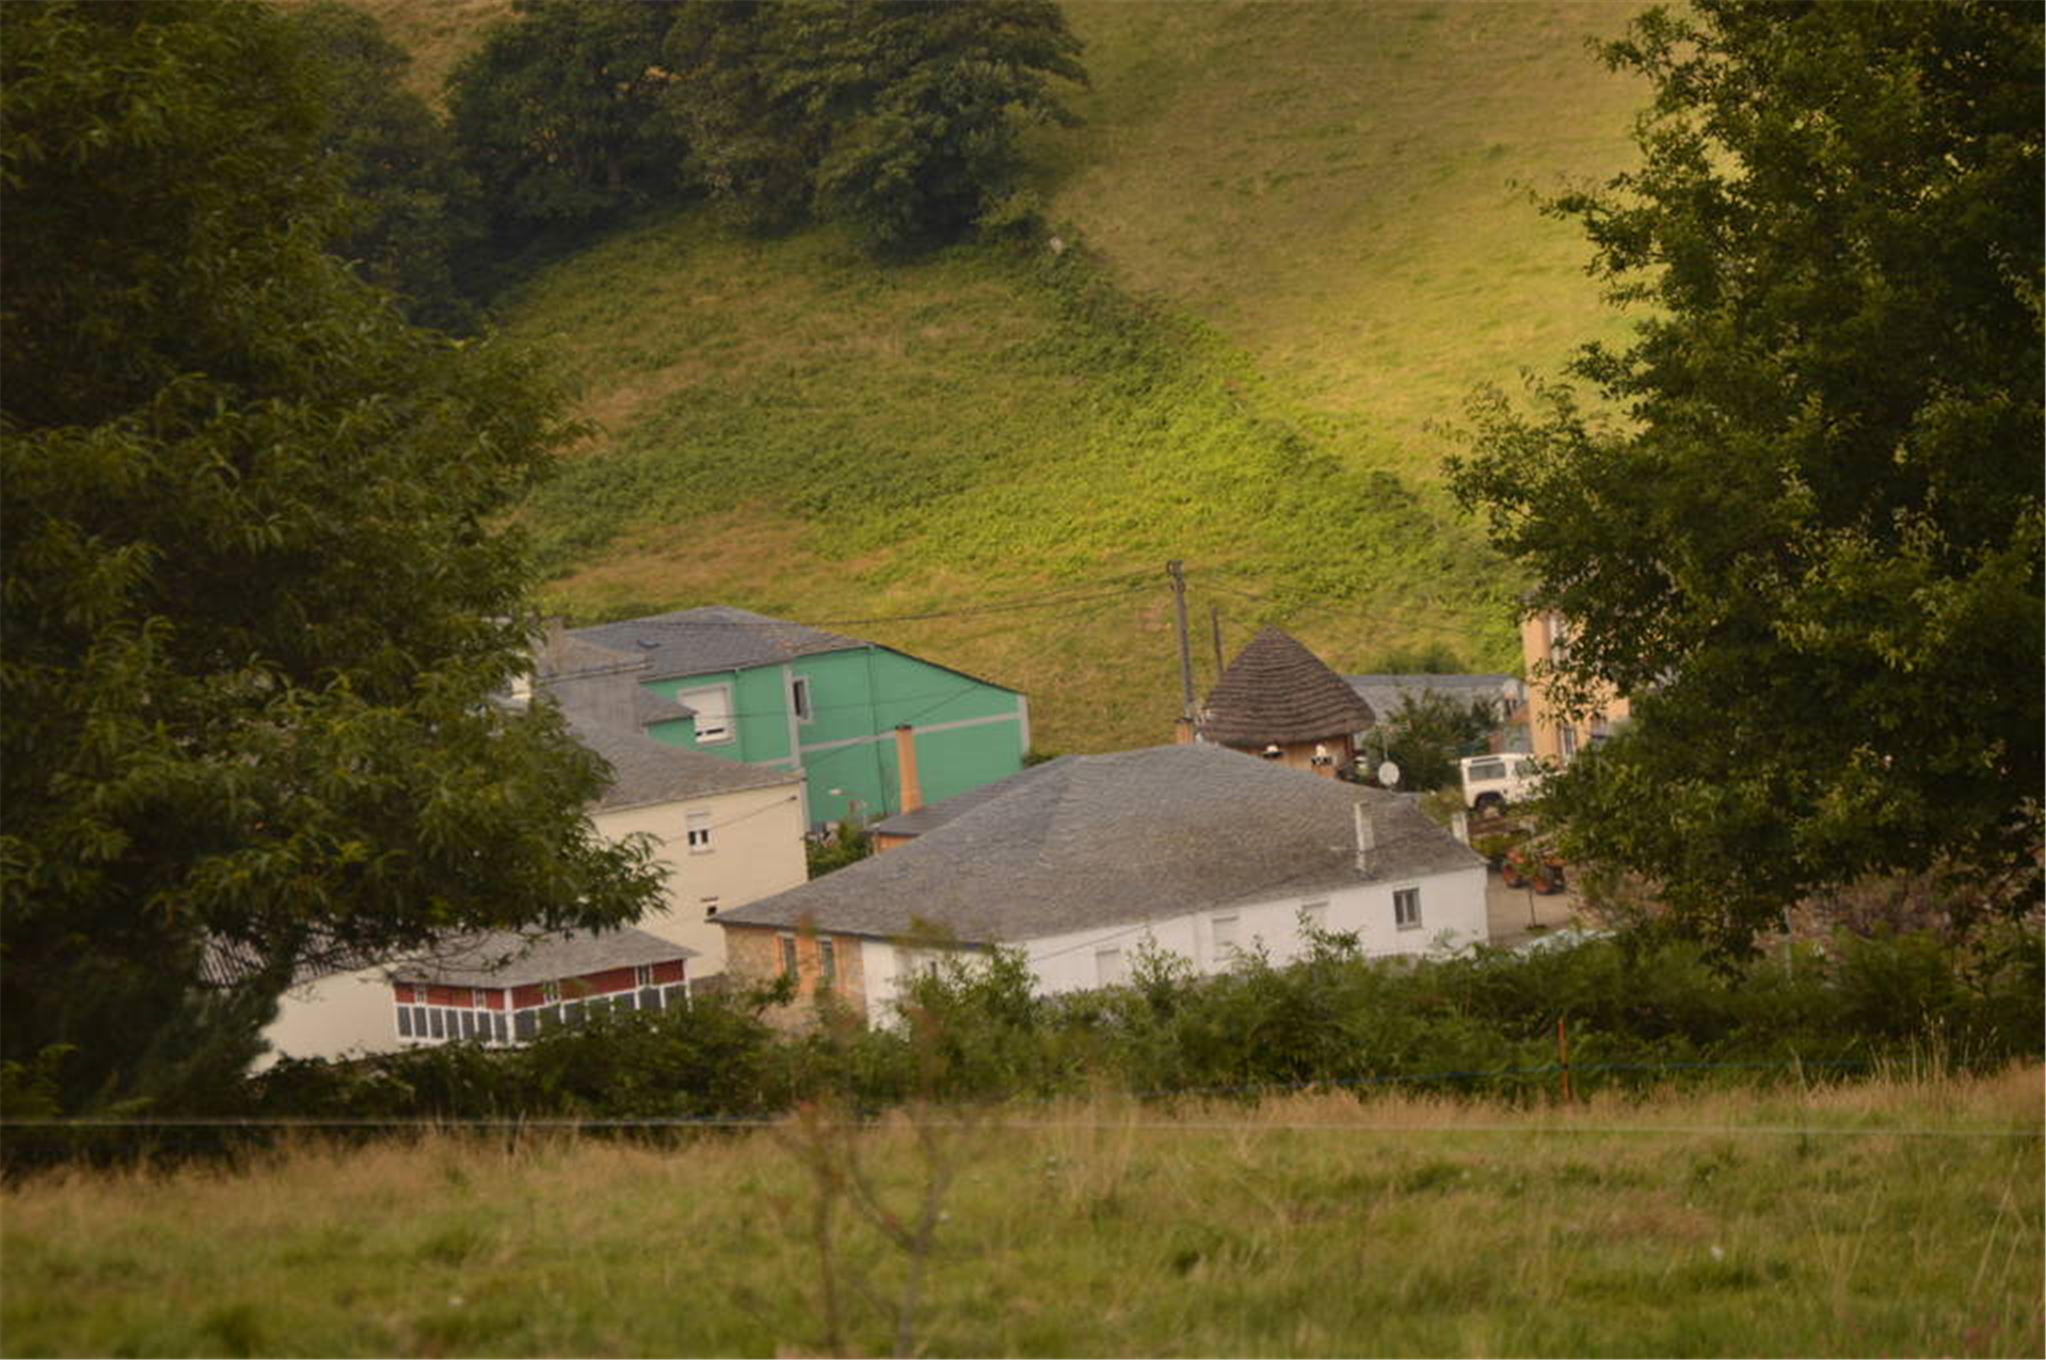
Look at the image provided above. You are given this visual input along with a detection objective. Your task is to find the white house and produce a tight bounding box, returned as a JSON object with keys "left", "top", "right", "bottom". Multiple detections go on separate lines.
{"left": 255, "top": 630, "right": 811, "bottom": 1067}
{"left": 716, "top": 743, "right": 1489, "bottom": 1025}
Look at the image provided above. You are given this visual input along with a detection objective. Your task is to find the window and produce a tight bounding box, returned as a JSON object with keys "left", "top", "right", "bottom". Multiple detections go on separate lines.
{"left": 1466, "top": 758, "right": 1505, "bottom": 783}
{"left": 1394, "top": 887, "right": 1422, "bottom": 930}
{"left": 541, "top": 980, "right": 561, "bottom": 1003}
{"left": 779, "top": 934, "right": 799, "bottom": 977}
{"left": 1211, "top": 913, "right": 1239, "bottom": 953}
{"left": 686, "top": 811, "right": 713, "bottom": 854}
{"left": 1095, "top": 947, "right": 1126, "bottom": 987}
{"left": 819, "top": 938, "right": 837, "bottom": 988}
{"left": 791, "top": 676, "right": 813, "bottom": 722}
{"left": 1558, "top": 724, "right": 1578, "bottom": 761}
{"left": 472, "top": 988, "right": 489, "bottom": 1009}
{"left": 679, "top": 685, "right": 733, "bottom": 744}
{"left": 635, "top": 965, "right": 655, "bottom": 988}
{"left": 702, "top": 897, "right": 720, "bottom": 920}
{"left": 1547, "top": 615, "right": 1571, "bottom": 663}
{"left": 1300, "top": 901, "right": 1328, "bottom": 936}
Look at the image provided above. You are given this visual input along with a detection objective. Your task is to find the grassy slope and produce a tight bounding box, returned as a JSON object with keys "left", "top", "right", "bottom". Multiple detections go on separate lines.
{"left": 482, "top": 2, "right": 1648, "bottom": 752}
{"left": 5, "top": 1069, "right": 2041, "bottom": 1356}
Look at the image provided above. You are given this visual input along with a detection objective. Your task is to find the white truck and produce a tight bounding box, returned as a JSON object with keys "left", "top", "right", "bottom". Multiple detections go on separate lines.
{"left": 1458, "top": 753, "right": 1544, "bottom": 817}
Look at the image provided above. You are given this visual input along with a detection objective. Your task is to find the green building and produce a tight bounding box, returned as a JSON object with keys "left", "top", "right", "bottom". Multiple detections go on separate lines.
{"left": 571, "top": 607, "right": 1029, "bottom": 829}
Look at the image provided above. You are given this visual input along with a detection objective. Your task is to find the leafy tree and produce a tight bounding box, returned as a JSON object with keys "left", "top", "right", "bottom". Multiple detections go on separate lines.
{"left": 281, "top": 2, "right": 483, "bottom": 332}
{"left": 666, "top": 0, "right": 1086, "bottom": 248}
{"left": 1447, "top": 1, "right": 2042, "bottom": 951}
{"left": 446, "top": 0, "right": 681, "bottom": 243}
{"left": 0, "top": 0, "right": 663, "bottom": 1110}
{"left": 1362, "top": 691, "right": 1503, "bottom": 793}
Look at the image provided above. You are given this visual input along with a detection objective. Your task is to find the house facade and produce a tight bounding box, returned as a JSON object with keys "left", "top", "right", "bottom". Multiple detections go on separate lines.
{"left": 256, "top": 635, "right": 812, "bottom": 1067}
{"left": 572, "top": 606, "right": 1029, "bottom": 829}
{"left": 1520, "top": 612, "right": 1630, "bottom": 764}
{"left": 720, "top": 744, "right": 1490, "bottom": 1026}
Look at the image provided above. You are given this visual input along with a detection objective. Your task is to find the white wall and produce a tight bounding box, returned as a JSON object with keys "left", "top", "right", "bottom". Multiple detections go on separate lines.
{"left": 596, "top": 782, "right": 809, "bottom": 973}
{"left": 256, "top": 965, "right": 395, "bottom": 1071}
{"left": 856, "top": 866, "right": 1489, "bottom": 1024}
{"left": 1019, "top": 870, "right": 1485, "bottom": 996}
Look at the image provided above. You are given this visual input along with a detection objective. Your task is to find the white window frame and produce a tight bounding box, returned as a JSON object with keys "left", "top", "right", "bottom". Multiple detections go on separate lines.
{"left": 1210, "top": 913, "right": 1239, "bottom": 956}
{"left": 1095, "top": 947, "right": 1126, "bottom": 987}
{"left": 1394, "top": 887, "right": 1422, "bottom": 931}
{"left": 635, "top": 965, "right": 655, "bottom": 988}
{"left": 686, "top": 810, "right": 713, "bottom": 854}
{"left": 790, "top": 675, "right": 814, "bottom": 723}
{"left": 541, "top": 980, "right": 561, "bottom": 1003}
{"left": 778, "top": 933, "right": 799, "bottom": 977}
{"left": 678, "top": 685, "right": 734, "bottom": 744}
{"left": 819, "top": 938, "right": 836, "bottom": 987}
{"left": 1558, "top": 724, "right": 1578, "bottom": 761}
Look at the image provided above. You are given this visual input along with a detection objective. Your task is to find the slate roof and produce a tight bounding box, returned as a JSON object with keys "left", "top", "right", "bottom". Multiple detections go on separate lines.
{"left": 570, "top": 606, "right": 864, "bottom": 683}
{"left": 1198, "top": 627, "right": 1377, "bottom": 746}
{"left": 535, "top": 632, "right": 643, "bottom": 681}
{"left": 634, "top": 688, "right": 695, "bottom": 726}
{"left": 388, "top": 927, "right": 695, "bottom": 989}
{"left": 720, "top": 744, "right": 1483, "bottom": 944}
{"left": 569, "top": 713, "right": 801, "bottom": 811}
{"left": 870, "top": 758, "right": 1073, "bottom": 839}
{"left": 1344, "top": 674, "right": 1524, "bottom": 724}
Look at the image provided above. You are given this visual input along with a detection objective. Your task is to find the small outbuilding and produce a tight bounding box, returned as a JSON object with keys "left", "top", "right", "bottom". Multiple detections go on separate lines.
{"left": 1197, "top": 626, "right": 1376, "bottom": 777}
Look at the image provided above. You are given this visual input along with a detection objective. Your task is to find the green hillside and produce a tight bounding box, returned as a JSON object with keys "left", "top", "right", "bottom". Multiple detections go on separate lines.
{"left": 486, "top": 2, "right": 1648, "bottom": 753}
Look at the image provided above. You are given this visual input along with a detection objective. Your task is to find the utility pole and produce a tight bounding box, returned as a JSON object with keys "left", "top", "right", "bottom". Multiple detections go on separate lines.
{"left": 1167, "top": 560, "right": 1195, "bottom": 719}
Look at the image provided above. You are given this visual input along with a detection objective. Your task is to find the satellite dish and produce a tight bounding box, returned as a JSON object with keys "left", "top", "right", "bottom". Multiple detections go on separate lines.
{"left": 1377, "top": 761, "right": 1401, "bottom": 787}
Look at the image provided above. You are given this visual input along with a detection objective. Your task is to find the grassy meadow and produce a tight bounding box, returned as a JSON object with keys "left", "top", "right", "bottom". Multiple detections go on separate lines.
{"left": 438, "top": 1, "right": 1655, "bottom": 752}
{"left": 5, "top": 1066, "right": 2040, "bottom": 1357}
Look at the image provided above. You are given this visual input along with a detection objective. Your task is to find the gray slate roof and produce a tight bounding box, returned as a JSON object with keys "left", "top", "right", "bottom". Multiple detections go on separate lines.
{"left": 571, "top": 606, "right": 864, "bottom": 683}
{"left": 870, "top": 759, "right": 1069, "bottom": 839}
{"left": 570, "top": 713, "right": 801, "bottom": 811}
{"left": 1199, "top": 627, "right": 1377, "bottom": 746}
{"left": 1345, "top": 674, "right": 1524, "bottom": 724}
{"left": 536, "top": 632, "right": 643, "bottom": 681}
{"left": 721, "top": 744, "right": 1483, "bottom": 944}
{"left": 389, "top": 926, "right": 695, "bottom": 989}
{"left": 634, "top": 688, "right": 695, "bottom": 725}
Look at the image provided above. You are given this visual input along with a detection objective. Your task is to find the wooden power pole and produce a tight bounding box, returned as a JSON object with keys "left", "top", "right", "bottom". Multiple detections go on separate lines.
{"left": 1167, "top": 560, "right": 1195, "bottom": 719}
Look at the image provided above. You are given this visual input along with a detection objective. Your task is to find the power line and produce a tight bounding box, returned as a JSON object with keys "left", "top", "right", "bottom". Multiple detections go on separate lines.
{"left": 611, "top": 576, "right": 1156, "bottom": 633}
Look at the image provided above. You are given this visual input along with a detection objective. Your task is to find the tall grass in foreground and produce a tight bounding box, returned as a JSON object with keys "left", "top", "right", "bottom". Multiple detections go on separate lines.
{"left": 4, "top": 1066, "right": 2039, "bottom": 1357}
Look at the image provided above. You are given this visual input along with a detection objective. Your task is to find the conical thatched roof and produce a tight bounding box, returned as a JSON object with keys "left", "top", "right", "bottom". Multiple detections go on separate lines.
{"left": 1198, "top": 626, "right": 1376, "bottom": 747}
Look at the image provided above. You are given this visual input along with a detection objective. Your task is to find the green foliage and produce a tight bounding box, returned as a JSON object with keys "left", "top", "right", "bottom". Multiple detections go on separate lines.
{"left": 1361, "top": 690, "right": 1502, "bottom": 792}
{"left": 804, "top": 820, "right": 873, "bottom": 878}
{"left": 447, "top": 0, "right": 682, "bottom": 241}
{"left": 1448, "top": 1, "right": 2043, "bottom": 951}
{"left": 0, "top": 0, "right": 662, "bottom": 1111}
{"left": 281, "top": 2, "right": 482, "bottom": 332}
{"left": 5, "top": 927, "right": 2019, "bottom": 1172}
{"left": 665, "top": 0, "right": 1086, "bottom": 249}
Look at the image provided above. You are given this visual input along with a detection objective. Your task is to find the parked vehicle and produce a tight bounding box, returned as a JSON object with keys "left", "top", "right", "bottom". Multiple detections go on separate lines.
{"left": 1458, "top": 753, "right": 1544, "bottom": 816}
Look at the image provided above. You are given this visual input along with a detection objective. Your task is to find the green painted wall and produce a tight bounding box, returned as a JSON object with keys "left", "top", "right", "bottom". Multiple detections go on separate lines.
{"left": 641, "top": 646, "right": 1025, "bottom": 828}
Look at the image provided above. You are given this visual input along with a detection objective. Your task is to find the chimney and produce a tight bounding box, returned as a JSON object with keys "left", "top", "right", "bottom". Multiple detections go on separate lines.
{"left": 1173, "top": 716, "right": 1194, "bottom": 745}
{"left": 1353, "top": 803, "right": 1376, "bottom": 877}
{"left": 894, "top": 724, "right": 922, "bottom": 813}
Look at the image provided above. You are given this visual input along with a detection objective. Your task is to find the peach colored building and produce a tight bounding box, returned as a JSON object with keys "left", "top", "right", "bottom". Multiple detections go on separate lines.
{"left": 1521, "top": 611, "right": 1630, "bottom": 764}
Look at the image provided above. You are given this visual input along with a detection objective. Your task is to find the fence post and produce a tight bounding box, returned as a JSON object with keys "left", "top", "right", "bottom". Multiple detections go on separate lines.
{"left": 1557, "top": 1015, "right": 1571, "bottom": 1104}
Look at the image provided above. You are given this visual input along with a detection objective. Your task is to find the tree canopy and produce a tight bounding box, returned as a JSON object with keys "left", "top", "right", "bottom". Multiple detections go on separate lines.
{"left": 0, "top": 0, "right": 662, "bottom": 1109}
{"left": 1448, "top": 0, "right": 2042, "bottom": 951}
{"left": 282, "top": 1, "right": 484, "bottom": 332}
{"left": 447, "top": 0, "right": 682, "bottom": 242}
